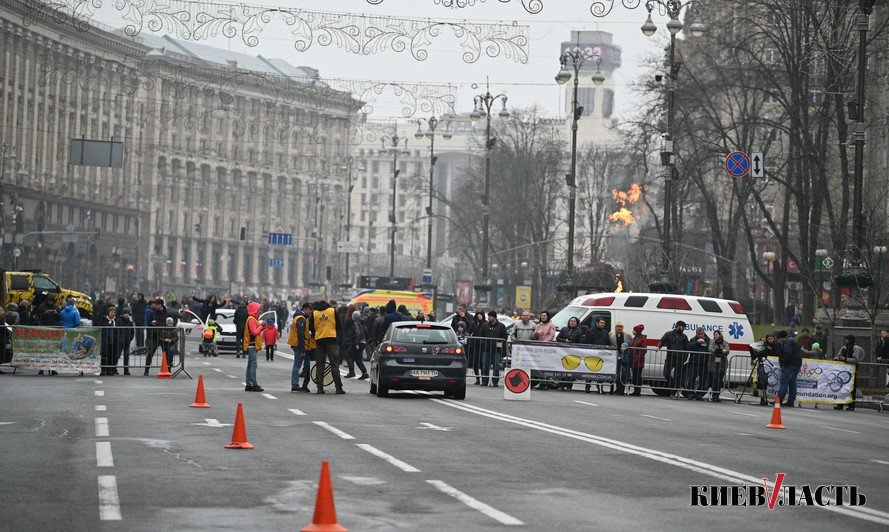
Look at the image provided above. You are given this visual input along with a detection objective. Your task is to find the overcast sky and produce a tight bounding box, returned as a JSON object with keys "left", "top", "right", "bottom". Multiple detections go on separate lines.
{"left": 89, "top": 0, "right": 688, "bottom": 121}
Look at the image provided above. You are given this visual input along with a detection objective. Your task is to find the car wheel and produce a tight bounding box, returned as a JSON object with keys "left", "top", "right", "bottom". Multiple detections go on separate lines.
{"left": 376, "top": 380, "right": 389, "bottom": 398}
{"left": 449, "top": 384, "right": 466, "bottom": 400}
{"left": 369, "top": 380, "right": 377, "bottom": 394}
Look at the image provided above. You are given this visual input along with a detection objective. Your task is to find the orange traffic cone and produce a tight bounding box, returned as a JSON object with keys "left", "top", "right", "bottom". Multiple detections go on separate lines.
{"left": 225, "top": 403, "right": 254, "bottom": 449}
{"left": 156, "top": 350, "right": 172, "bottom": 379}
{"left": 190, "top": 374, "right": 210, "bottom": 408}
{"left": 766, "top": 397, "right": 785, "bottom": 429}
{"left": 302, "top": 461, "right": 347, "bottom": 532}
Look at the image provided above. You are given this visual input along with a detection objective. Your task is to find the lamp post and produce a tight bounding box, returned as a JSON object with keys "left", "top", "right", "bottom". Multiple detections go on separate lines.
{"left": 415, "top": 115, "right": 453, "bottom": 275}
{"left": 641, "top": 0, "right": 705, "bottom": 292}
{"left": 340, "top": 158, "right": 365, "bottom": 285}
{"left": 0, "top": 142, "right": 18, "bottom": 269}
{"left": 763, "top": 251, "right": 776, "bottom": 326}
{"left": 555, "top": 45, "right": 604, "bottom": 283}
{"left": 850, "top": 1, "right": 876, "bottom": 264}
{"left": 470, "top": 79, "right": 510, "bottom": 301}
{"left": 381, "top": 133, "right": 409, "bottom": 283}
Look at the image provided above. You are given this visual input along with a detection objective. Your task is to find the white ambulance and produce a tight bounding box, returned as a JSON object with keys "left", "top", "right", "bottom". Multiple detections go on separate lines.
{"left": 550, "top": 293, "right": 755, "bottom": 395}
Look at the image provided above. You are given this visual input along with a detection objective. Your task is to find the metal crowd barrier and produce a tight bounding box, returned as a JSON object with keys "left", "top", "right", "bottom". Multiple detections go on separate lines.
{"left": 5, "top": 325, "right": 190, "bottom": 379}
{"left": 850, "top": 361, "right": 889, "bottom": 412}
{"left": 464, "top": 335, "right": 509, "bottom": 385}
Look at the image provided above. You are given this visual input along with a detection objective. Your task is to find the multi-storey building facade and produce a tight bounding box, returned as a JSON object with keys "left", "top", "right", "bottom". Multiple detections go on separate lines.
{"left": 0, "top": 0, "right": 357, "bottom": 298}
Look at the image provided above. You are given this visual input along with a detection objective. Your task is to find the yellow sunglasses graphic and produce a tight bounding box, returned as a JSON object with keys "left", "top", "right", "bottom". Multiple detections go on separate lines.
{"left": 561, "top": 355, "right": 604, "bottom": 372}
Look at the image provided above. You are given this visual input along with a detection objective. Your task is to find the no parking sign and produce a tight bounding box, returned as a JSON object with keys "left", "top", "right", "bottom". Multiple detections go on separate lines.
{"left": 725, "top": 151, "right": 750, "bottom": 178}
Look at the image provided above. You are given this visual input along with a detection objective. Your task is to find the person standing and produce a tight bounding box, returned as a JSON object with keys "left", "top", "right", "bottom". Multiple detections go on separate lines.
{"left": 834, "top": 335, "right": 863, "bottom": 411}
{"left": 450, "top": 304, "right": 471, "bottom": 332}
{"left": 192, "top": 294, "right": 221, "bottom": 323}
{"left": 755, "top": 333, "right": 780, "bottom": 406}
{"left": 59, "top": 297, "right": 82, "bottom": 329}
{"left": 530, "top": 311, "right": 555, "bottom": 342}
{"left": 609, "top": 322, "right": 629, "bottom": 395}
{"left": 242, "top": 302, "right": 266, "bottom": 392}
{"left": 233, "top": 298, "right": 249, "bottom": 359}
{"left": 586, "top": 317, "right": 611, "bottom": 346}
{"left": 628, "top": 324, "right": 647, "bottom": 396}
{"left": 467, "top": 311, "right": 486, "bottom": 385}
{"left": 132, "top": 293, "right": 148, "bottom": 349}
{"left": 776, "top": 330, "right": 802, "bottom": 407}
{"left": 684, "top": 328, "right": 710, "bottom": 400}
{"left": 310, "top": 300, "right": 345, "bottom": 394}
{"left": 510, "top": 310, "right": 536, "bottom": 343}
{"left": 657, "top": 321, "right": 689, "bottom": 397}
{"left": 812, "top": 324, "right": 829, "bottom": 353}
{"left": 797, "top": 328, "right": 813, "bottom": 350}
{"left": 708, "top": 330, "right": 729, "bottom": 403}
{"left": 97, "top": 307, "right": 120, "bottom": 376}
{"left": 143, "top": 299, "right": 170, "bottom": 375}
{"left": 478, "top": 310, "right": 508, "bottom": 387}
{"left": 874, "top": 330, "right": 889, "bottom": 387}
{"left": 347, "top": 309, "right": 369, "bottom": 380}
{"left": 262, "top": 318, "right": 280, "bottom": 361}
{"left": 117, "top": 309, "right": 135, "bottom": 375}
{"left": 288, "top": 303, "right": 314, "bottom": 393}
{"left": 364, "top": 307, "right": 380, "bottom": 358}
{"left": 341, "top": 305, "right": 360, "bottom": 378}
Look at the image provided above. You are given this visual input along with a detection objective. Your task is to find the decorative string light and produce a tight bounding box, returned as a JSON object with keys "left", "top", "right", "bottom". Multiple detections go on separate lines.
{"left": 28, "top": 0, "right": 529, "bottom": 63}
{"left": 366, "top": 0, "right": 544, "bottom": 15}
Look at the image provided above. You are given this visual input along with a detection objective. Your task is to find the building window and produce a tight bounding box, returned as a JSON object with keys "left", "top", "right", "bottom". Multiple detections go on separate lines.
{"left": 602, "top": 89, "right": 614, "bottom": 119}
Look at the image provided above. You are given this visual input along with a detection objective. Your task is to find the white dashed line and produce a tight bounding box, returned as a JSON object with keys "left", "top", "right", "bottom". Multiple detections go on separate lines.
{"left": 212, "top": 368, "right": 222, "bottom": 372}
{"left": 313, "top": 421, "right": 355, "bottom": 440}
{"left": 94, "top": 379, "right": 103, "bottom": 384}
{"left": 356, "top": 443, "right": 421, "bottom": 473}
{"left": 202, "top": 362, "right": 211, "bottom": 366}
{"left": 288, "top": 408, "right": 306, "bottom": 416}
{"left": 640, "top": 414, "right": 672, "bottom": 422}
{"left": 97, "top": 475, "right": 122, "bottom": 521}
{"left": 574, "top": 400, "right": 599, "bottom": 407}
{"left": 262, "top": 393, "right": 277, "bottom": 400}
{"left": 95, "top": 405, "right": 107, "bottom": 412}
{"left": 227, "top": 375, "right": 237, "bottom": 379}
{"left": 726, "top": 410, "right": 758, "bottom": 418}
{"left": 96, "top": 442, "right": 114, "bottom": 467}
{"left": 821, "top": 425, "right": 862, "bottom": 434}
{"left": 427, "top": 480, "right": 523, "bottom": 525}
{"left": 95, "top": 418, "right": 109, "bottom": 437}
{"left": 871, "top": 459, "right": 889, "bottom": 466}
{"left": 95, "top": 391, "right": 104, "bottom": 397}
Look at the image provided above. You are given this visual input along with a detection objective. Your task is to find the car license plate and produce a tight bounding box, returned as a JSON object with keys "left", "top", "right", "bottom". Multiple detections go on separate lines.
{"left": 410, "top": 370, "right": 438, "bottom": 378}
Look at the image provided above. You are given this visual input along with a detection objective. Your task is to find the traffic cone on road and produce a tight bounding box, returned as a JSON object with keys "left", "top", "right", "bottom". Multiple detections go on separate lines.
{"left": 190, "top": 374, "right": 210, "bottom": 408}
{"left": 766, "top": 397, "right": 786, "bottom": 429}
{"left": 225, "top": 403, "right": 254, "bottom": 449}
{"left": 302, "top": 461, "right": 347, "bottom": 532}
{"left": 156, "top": 350, "right": 172, "bottom": 379}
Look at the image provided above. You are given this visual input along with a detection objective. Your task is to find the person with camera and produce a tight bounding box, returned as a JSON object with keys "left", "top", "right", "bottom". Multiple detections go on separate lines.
{"left": 833, "top": 335, "right": 863, "bottom": 411}
{"left": 708, "top": 330, "right": 729, "bottom": 402}
{"left": 752, "top": 332, "right": 779, "bottom": 406}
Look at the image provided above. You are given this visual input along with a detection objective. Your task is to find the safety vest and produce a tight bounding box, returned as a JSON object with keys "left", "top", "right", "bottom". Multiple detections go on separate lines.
{"left": 313, "top": 308, "right": 337, "bottom": 341}
{"left": 288, "top": 314, "right": 316, "bottom": 351}
{"left": 242, "top": 316, "right": 263, "bottom": 351}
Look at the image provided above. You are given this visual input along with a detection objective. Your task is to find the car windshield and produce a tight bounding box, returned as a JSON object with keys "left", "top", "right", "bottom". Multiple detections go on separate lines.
{"left": 391, "top": 327, "right": 453, "bottom": 344}
{"left": 551, "top": 306, "right": 588, "bottom": 330}
{"left": 214, "top": 314, "right": 235, "bottom": 325}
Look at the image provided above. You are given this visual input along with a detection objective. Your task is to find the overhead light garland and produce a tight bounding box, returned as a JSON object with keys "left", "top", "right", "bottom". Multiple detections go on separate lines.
{"left": 32, "top": 0, "right": 529, "bottom": 63}
{"left": 589, "top": 0, "right": 643, "bottom": 17}
{"left": 365, "top": 0, "right": 543, "bottom": 15}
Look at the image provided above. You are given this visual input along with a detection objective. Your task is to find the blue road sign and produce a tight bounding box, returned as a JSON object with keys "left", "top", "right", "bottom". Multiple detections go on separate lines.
{"left": 725, "top": 151, "right": 750, "bottom": 178}
{"left": 268, "top": 232, "right": 293, "bottom": 246}
{"left": 268, "top": 258, "right": 284, "bottom": 268}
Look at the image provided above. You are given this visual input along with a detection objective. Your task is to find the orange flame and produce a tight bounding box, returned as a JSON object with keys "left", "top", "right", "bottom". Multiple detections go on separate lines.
{"left": 610, "top": 183, "right": 642, "bottom": 225}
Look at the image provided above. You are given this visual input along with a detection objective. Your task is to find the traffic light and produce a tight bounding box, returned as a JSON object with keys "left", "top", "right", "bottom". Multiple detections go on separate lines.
{"left": 239, "top": 227, "right": 246, "bottom": 241}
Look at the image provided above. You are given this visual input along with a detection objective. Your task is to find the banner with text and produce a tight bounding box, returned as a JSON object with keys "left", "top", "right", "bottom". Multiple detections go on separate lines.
{"left": 511, "top": 341, "right": 617, "bottom": 382}
{"left": 759, "top": 357, "right": 855, "bottom": 404}
{"left": 11, "top": 327, "right": 102, "bottom": 371}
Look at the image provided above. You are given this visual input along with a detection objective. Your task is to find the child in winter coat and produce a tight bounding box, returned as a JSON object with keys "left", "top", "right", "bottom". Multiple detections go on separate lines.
{"left": 455, "top": 321, "right": 469, "bottom": 351}
{"left": 263, "top": 318, "right": 280, "bottom": 361}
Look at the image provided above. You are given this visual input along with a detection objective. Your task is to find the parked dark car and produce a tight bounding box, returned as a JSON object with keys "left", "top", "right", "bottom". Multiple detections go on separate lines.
{"left": 370, "top": 321, "right": 467, "bottom": 399}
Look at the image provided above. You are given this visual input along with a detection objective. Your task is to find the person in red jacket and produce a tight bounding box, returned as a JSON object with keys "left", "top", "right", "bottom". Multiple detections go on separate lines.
{"left": 243, "top": 302, "right": 267, "bottom": 392}
{"left": 262, "top": 318, "right": 281, "bottom": 362}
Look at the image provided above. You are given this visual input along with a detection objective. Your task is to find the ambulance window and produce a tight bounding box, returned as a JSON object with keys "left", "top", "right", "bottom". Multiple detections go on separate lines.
{"left": 583, "top": 313, "right": 610, "bottom": 330}
{"left": 10, "top": 275, "right": 29, "bottom": 291}
{"left": 697, "top": 299, "right": 723, "bottom": 313}
{"left": 623, "top": 296, "right": 648, "bottom": 308}
{"left": 656, "top": 297, "right": 692, "bottom": 310}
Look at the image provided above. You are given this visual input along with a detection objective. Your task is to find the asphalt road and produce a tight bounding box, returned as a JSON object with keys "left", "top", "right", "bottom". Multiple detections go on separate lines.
{"left": 2, "top": 338, "right": 888, "bottom": 531}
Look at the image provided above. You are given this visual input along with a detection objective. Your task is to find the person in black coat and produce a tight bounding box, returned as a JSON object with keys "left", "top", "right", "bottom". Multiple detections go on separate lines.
{"left": 657, "top": 320, "right": 690, "bottom": 395}
{"left": 117, "top": 309, "right": 136, "bottom": 375}
{"left": 478, "top": 311, "right": 508, "bottom": 387}
{"left": 467, "top": 311, "right": 486, "bottom": 385}
{"left": 233, "top": 299, "right": 249, "bottom": 359}
{"left": 97, "top": 307, "right": 121, "bottom": 376}
{"left": 684, "top": 327, "right": 710, "bottom": 399}
{"left": 192, "top": 294, "right": 222, "bottom": 323}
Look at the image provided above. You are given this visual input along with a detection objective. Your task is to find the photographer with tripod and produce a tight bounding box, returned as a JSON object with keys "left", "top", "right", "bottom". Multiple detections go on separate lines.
{"left": 750, "top": 332, "right": 780, "bottom": 406}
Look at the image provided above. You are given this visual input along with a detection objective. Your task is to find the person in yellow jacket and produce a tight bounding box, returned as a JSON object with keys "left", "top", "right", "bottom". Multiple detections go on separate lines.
{"left": 309, "top": 300, "right": 344, "bottom": 394}
{"left": 243, "top": 302, "right": 267, "bottom": 392}
{"left": 288, "top": 302, "right": 315, "bottom": 393}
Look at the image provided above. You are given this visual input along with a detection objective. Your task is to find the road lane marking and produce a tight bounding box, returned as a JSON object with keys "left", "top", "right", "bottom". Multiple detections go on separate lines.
{"left": 640, "top": 414, "right": 672, "bottom": 422}
{"left": 95, "top": 418, "right": 109, "bottom": 437}
{"left": 0, "top": 422, "right": 16, "bottom": 425}
{"left": 313, "top": 421, "right": 355, "bottom": 440}
{"left": 428, "top": 398, "right": 889, "bottom": 527}
{"left": 96, "top": 442, "right": 114, "bottom": 467}
{"left": 227, "top": 375, "right": 237, "bottom": 379}
{"left": 202, "top": 362, "right": 211, "bottom": 366}
{"left": 95, "top": 405, "right": 107, "bottom": 412}
{"left": 95, "top": 391, "right": 104, "bottom": 397}
{"left": 821, "top": 425, "right": 862, "bottom": 434}
{"left": 427, "top": 480, "right": 522, "bottom": 526}
{"left": 288, "top": 408, "right": 306, "bottom": 416}
{"left": 98, "top": 475, "right": 122, "bottom": 521}
{"left": 241, "top": 382, "right": 247, "bottom": 386}
{"left": 193, "top": 419, "right": 231, "bottom": 428}
{"left": 726, "top": 410, "right": 757, "bottom": 418}
{"left": 416, "top": 422, "right": 453, "bottom": 431}
{"left": 574, "top": 401, "right": 599, "bottom": 407}
{"left": 870, "top": 459, "right": 889, "bottom": 466}
{"left": 212, "top": 368, "right": 222, "bottom": 372}
{"left": 341, "top": 476, "right": 386, "bottom": 486}
{"left": 356, "top": 444, "right": 420, "bottom": 473}
{"left": 278, "top": 352, "right": 295, "bottom": 360}
{"left": 262, "top": 393, "right": 277, "bottom": 400}
{"left": 94, "top": 380, "right": 103, "bottom": 384}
